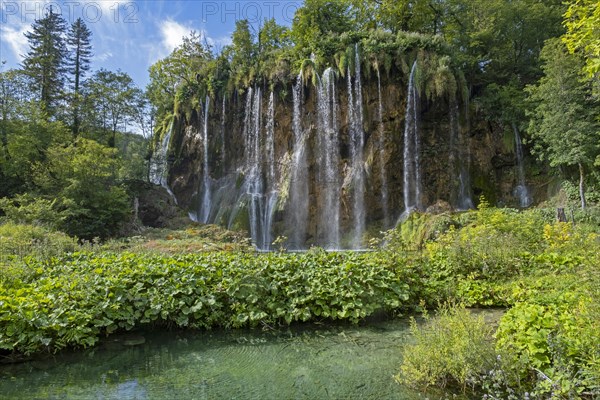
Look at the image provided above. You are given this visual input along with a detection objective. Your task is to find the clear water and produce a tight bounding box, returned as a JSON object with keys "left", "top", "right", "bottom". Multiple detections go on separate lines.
{"left": 0, "top": 319, "right": 449, "bottom": 400}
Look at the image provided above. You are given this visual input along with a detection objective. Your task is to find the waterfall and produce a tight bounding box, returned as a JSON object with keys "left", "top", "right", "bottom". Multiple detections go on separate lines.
{"left": 263, "top": 91, "right": 278, "bottom": 250}
{"left": 245, "top": 88, "right": 266, "bottom": 248}
{"left": 199, "top": 96, "right": 212, "bottom": 223}
{"left": 402, "top": 60, "right": 422, "bottom": 217}
{"left": 346, "top": 44, "right": 366, "bottom": 249}
{"left": 316, "top": 68, "right": 341, "bottom": 249}
{"left": 220, "top": 96, "right": 226, "bottom": 171}
{"left": 149, "top": 121, "right": 178, "bottom": 204}
{"left": 376, "top": 67, "right": 390, "bottom": 228}
{"left": 450, "top": 101, "right": 473, "bottom": 210}
{"left": 288, "top": 74, "right": 309, "bottom": 249}
{"left": 150, "top": 122, "right": 171, "bottom": 187}
{"left": 228, "top": 88, "right": 279, "bottom": 250}
{"left": 512, "top": 123, "right": 532, "bottom": 208}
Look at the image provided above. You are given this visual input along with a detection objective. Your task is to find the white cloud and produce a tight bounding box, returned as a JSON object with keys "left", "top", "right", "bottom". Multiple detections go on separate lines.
{"left": 96, "top": 51, "right": 113, "bottom": 62}
{"left": 155, "top": 18, "right": 231, "bottom": 58}
{"left": 160, "top": 18, "right": 192, "bottom": 54}
{"left": 1, "top": 23, "right": 30, "bottom": 61}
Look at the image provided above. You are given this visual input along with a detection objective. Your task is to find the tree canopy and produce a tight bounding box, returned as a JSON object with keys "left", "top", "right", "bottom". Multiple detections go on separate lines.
{"left": 21, "top": 8, "right": 68, "bottom": 115}
{"left": 0, "top": 10, "right": 148, "bottom": 239}
{"left": 526, "top": 38, "right": 600, "bottom": 208}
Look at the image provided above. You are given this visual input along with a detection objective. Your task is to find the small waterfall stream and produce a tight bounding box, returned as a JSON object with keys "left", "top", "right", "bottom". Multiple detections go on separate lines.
{"left": 288, "top": 75, "right": 309, "bottom": 249}
{"left": 262, "top": 92, "right": 278, "bottom": 250}
{"left": 347, "top": 44, "right": 366, "bottom": 248}
{"left": 402, "top": 61, "right": 422, "bottom": 217}
{"left": 233, "top": 87, "right": 278, "bottom": 249}
{"left": 245, "top": 88, "right": 268, "bottom": 249}
{"left": 199, "top": 96, "right": 212, "bottom": 223}
{"left": 512, "top": 123, "right": 532, "bottom": 208}
{"left": 150, "top": 123, "right": 171, "bottom": 187}
{"left": 376, "top": 67, "right": 390, "bottom": 228}
{"left": 220, "top": 97, "right": 226, "bottom": 172}
{"left": 149, "top": 122, "right": 177, "bottom": 204}
{"left": 316, "top": 68, "right": 341, "bottom": 249}
{"left": 449, "top": 101, "right": 473, "bottom": 210}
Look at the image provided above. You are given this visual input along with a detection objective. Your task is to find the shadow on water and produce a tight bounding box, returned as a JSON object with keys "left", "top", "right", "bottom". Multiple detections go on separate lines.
{"left": 0, "top": 319, "right": 460, "bottom": 399}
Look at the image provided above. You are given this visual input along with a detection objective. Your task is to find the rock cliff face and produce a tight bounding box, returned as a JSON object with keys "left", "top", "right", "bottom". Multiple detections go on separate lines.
{"left": 163, "top": 67, "right": 542, "bottom": 249}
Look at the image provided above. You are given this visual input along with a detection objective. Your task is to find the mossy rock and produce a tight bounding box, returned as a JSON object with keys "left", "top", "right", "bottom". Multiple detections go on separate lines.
{"left": 228, "top": 205, "right": 250, "bottom": 234}
{"left": 395, "top": 212, "right": 459, "bottom": 249}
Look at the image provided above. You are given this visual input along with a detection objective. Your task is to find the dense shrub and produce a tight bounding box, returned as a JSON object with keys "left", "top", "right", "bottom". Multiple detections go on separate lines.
{"left": 0, "top": 222, "right": 78, "bottom": 260}
{"left": 496, "top": 298, "right": 600, "bottom": 398}
{"left": 395, "top": 305, "right": 496, "bottom": 392}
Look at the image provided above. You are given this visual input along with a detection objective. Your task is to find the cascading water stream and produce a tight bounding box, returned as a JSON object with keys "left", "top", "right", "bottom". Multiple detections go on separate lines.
{"left": 287, "top": 74, "right": 309, "bottom": 249}
{"left": 316, "top": 68, "right": 341, "bottom": 249}
{"left": 401, "top": 61, "right": 422, "bottom": 218}
{"left": 149, "top": 122, "right": 178, "bottom": 204}
{"left": 512, "top": 123, "right": 532, "bottom": 208}
{"left": 262, "top": 91, "right": 278, "bottom": 250}
{"left": 226, "top": 89, "right": 255, "bottom": 231}
{"left": 221, "top": 97, "right": 226, "bottom": 172}
{"left": 346, "top": 44, "right": 366, "bottom": 249}
{"left": 449, "top": 101, "right": 473, "bottom": 210}
{"left": 376, "top": 67, "right": 390, "bottom": 228}
{"left": 246, "top": 88, "right": 267, "bottom": 249}
{"left": 228, "top": 89, "right": 279, "bottom": 250}
{"left": 149, "top": 123, "right": 171, "bottom": 187}
{"left": 199, "top": 96, "right": 212, "bottom": 223}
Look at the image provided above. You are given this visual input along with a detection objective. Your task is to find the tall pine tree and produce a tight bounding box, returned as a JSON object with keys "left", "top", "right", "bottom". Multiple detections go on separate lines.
{"left": 21, "top": 7, "right": 68, "bottom": 116}
{"left": 67, "top": 18, "right": 92, "bottom": 135}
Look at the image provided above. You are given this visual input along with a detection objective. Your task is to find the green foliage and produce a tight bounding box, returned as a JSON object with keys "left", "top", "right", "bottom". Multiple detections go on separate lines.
{"left": 82, "top": 69, "right": 144, "bottom": 147}
{"left": 66, "top": 18, "right": 93, "bottom": 135}
{"left": 2, "top": 108, "right": 71, "bottom": 192}
{"left": 496, "top": 297, "right": 600, "bottom": 398}
{"left": 526, "top": 38, "right": 600, "bottom": 208}
{"left": 21, "top": 8, "right": 68, "bottom": 115}
{"left": 0, "top": 194, "right": 58, "bottom": 228}
{"left": 0, "top": 222, "right": 77, "bottom": 262}
{"left": 563, "top": 0, "right": 600, "bottom": 79}
{"left": 40, "top": 139, "right": 131, "bottom": 239}
{"left": 396, "top": 304, "right": 496, "bottom": 392}
{"left": 290, "top": 0, "right": 355, "bottom": 57}
{"left": 228, "top": 20, "right": 256, "bottom": 89}
{"left": 0, "top": 251, "right": 412, "bottom": 355}
{"left": 425, "top": 207, "right": 546, "bottom": 281}
{"left": 392, "top": 206, "right": 600, "bottom": 398}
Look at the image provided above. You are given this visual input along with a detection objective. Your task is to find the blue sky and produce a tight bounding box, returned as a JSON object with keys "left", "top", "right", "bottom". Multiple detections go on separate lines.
{"left": 1, "top": 1, "right": 301, "bottom": 88}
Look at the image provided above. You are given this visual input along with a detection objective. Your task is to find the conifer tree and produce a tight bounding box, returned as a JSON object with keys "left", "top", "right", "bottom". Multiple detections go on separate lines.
{"left": 67, "top": 18, "right": 93, "bottom": 135}
{"left": 21, "top": 7, "right": 68, "bottom": 115}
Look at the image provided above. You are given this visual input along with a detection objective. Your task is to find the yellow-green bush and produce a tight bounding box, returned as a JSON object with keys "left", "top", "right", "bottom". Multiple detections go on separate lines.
{"left": 396, "top": 305, "right": 496, "bottom": 392}
{"left": 0, "top": 222, "right": 77, "bottom": 261}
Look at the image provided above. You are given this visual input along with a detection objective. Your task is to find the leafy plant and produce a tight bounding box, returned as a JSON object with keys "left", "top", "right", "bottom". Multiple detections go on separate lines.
{"left": 396, "top": 304, "right": 496, "bottom": 393}
{"left": 0, "top": 251, "right": 414, "bottom": 356}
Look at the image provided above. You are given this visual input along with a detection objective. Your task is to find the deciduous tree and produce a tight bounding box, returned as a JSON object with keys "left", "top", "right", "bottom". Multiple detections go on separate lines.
{"left": 526, "top": 38, "right": 600, "bottom": 209}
